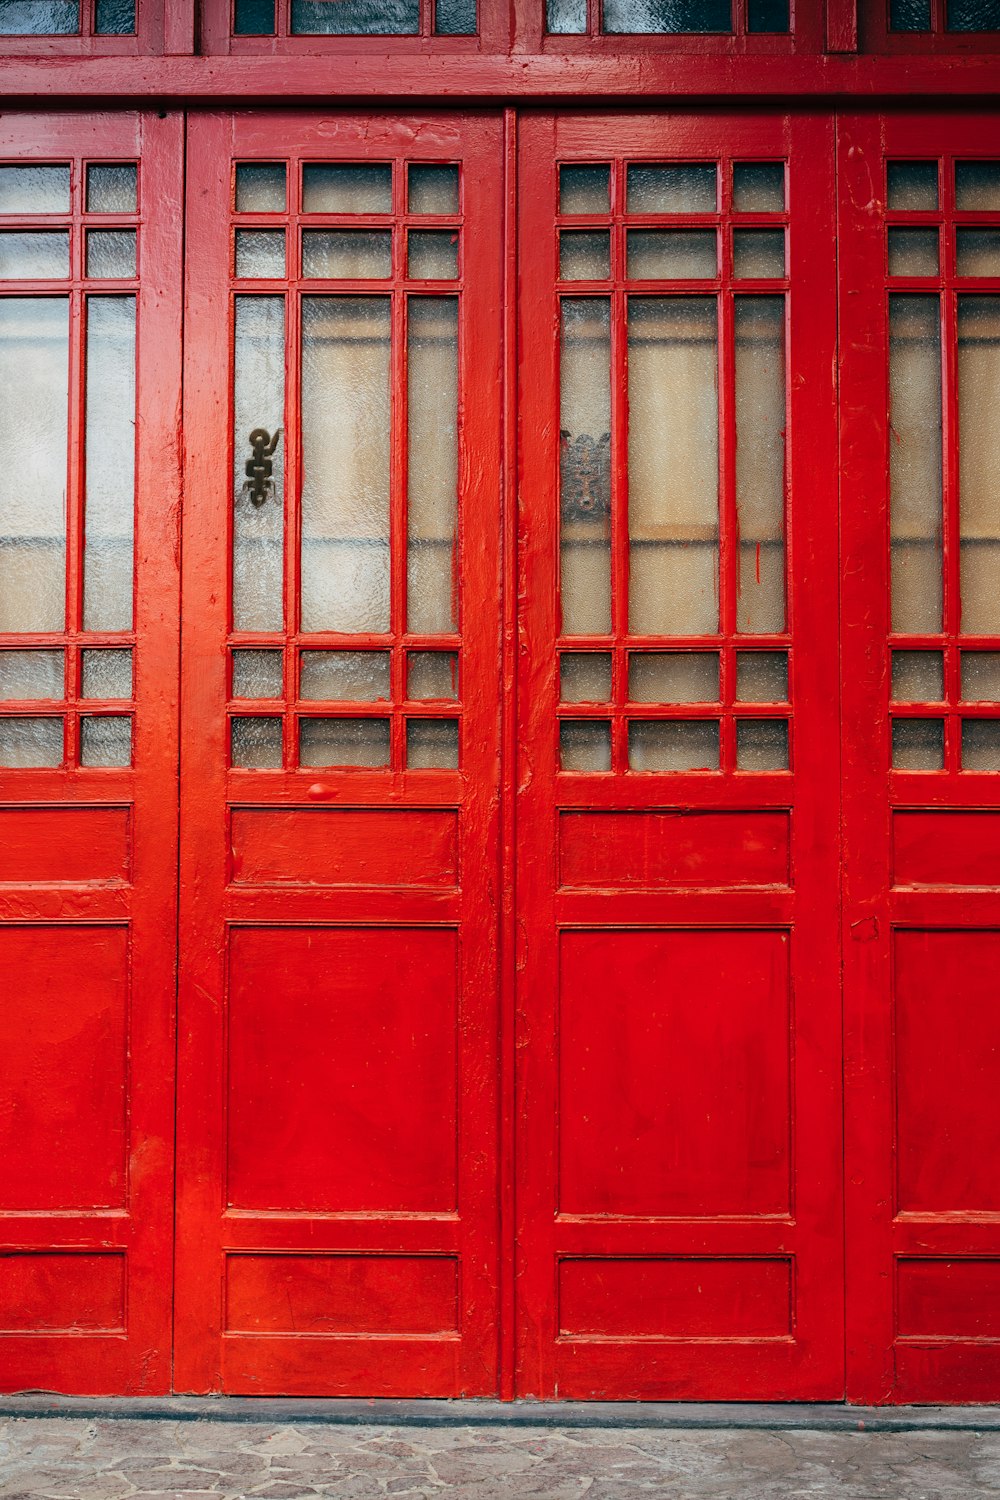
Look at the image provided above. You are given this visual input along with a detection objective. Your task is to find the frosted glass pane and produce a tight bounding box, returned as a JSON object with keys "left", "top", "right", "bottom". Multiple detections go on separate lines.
{"left": 0, "top": 299, "right": 68, "bottom": 633}
{"left": 81, "top": 648, "right": 132, "bottom": 698}
{"left": 956, "top": 163, "right": 1000, "bottom": 211}
{"left": 84, "top": 297, "right": 135, "bottom": 632}
{"left": 732, "top": 163, "right": 784, "bottom": 212}
{"left": 235, "top": 164, "right": 285, "bottom": 214}
{"left": 302, "top": 232, "right": 391, "bottom": 279}
{"left": 626, "top": 165, "right": 716, "bottom": 214}
{"left": 93, "top": 0, "right": 133, "bottom": 33}
{"left": 962, "top": 651, "right": 1000, "bottom": 700}
{"left": 408, "top": 297, "right": 458, "bottom": 634}
{"left": 0, "top": 650, "right": 63, "bottom": 699}
{"left": 408, "top": 166, "right": 459, "bottom": 215}
{"left": 559, "top": 232, "right": 611, "bottom": 281}
{"left": 892, "top": 718, "right": 943, "bottom": 769}
{"left": 887, "top": 161, "right": 938, "bottom": 210}
{"left": 889, "top": 296, "right": 942, "bottom": 633}
{"left": 87, "top": 165, "right": 137, "bottom": 214}
{"left": 233, "top": 297, "right": 285, "bottom": 633}
{"left": 628, "top": 719, "right": 718, "bottom": 770}
{"left": 957, "top": 230, "right": 1000, "bottom": 278}
{"left": 733, "top": 230, "right": 785, "bottom": 279}
{"left": 627, "top": 230, "right": 717, "bottom": 280}
{"left": 299, "top": 717, "right": 390, "bottom": 766}
{"left": 231, "top": 716, "right": 282, "bottom": 768}
{"left": 80, "top": 715, "right": 131, "bottom": 767}
{"left": 560, "top": 166, "right": 610, "bottom": 215}
{"left": 408, "top": 231, "right": 458, "bottom": 280}
{"left": 302, "top": 165, "right": 392, "bottom": 213}
{"left": 300, "top": 650, "right": 390, "bottom": 700}
{"left": 736, "top": 297, "right": 785, "bottom": 634}
{"left": 628, "top": 298, "right": 718, "bottom": 635}
{"left": 628, "top": 651, "right": 718, "bottom": 702}
{"left": 947, "top": 0, "right": 1000, "bottom": 29}
{"left": 963, "top": 719, "right": 1000, "bottom": 768}
{"left": 890, "top": 0, "right": 931, "bottom": 27}
{"left": 0, "top": 0, "right": 76, "bottom": 34}
{"left": 0, "top": 232, "right": 69, "bottom": 279}
{"left": 408, "top": 651, "right": 459, "bottom": 699}
{"left": 893, "top": 650, "right": 943, "bottom": 701}
{"left": 290, "top": 0, "right": 418, "bottom": 31}
{"left": 235, "top": 230, "right": 286, "bottom": 279}
{"left": 547, "top": 0, "right": 585, "bottom": 28}
{"left": 736, "top": 717, "right": 787, "bottom": 769}
{"left": 603, "top": 0, "right": 730, "bottom": 31}
{"left": 302, "top": 297, "right": 390, "bottom": 633}
{"left": 232, "top": 649, "right": 282, "bottom": 699}
{"left": 0, "top": 716, "right": 62, "bottom": 766}
{"left": 888, "top": 228, "right": 939, "bottom": 278}
{"left": 0, "top": 166, "right": 69, "bottom": 213}
{"left": 406, "top": 718, "right": 459, "bottom": 768}
{"left": 736, "top": 650, "right": 788, "bottom": 701}
{"left": 86, "top": 230, "right": 136, "bottom": 279}
{"left": 560, "top": 652, "right": 612, "bottom": 702}
{"left": 560, "top": 720, "right": 611, "bottom": 770}
{"left": 959, "top": 298, "right": 1000, "bottom": 633}
{"left": 560, "top": 299, "right": 611, "bottom": 636}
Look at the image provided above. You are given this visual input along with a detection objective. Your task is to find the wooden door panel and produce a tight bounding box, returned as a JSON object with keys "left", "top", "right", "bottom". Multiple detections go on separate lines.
{"left": 515, "top": 112, "right": 843, "bottom": 1400}
{"left": 0, "top": 113, "right": 182, "bottom": 1394}
{"left": 175, "top": 112, "right": 503, "bottom": 1396}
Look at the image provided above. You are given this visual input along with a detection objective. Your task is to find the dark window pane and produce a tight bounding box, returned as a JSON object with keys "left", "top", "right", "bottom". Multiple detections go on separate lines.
{"left": 887, "top": 161, "right": 938, "bottom": 210}
{"left": 290, "top": 0, "right": 418, "bottom": 31}
{"left": 746, "top": 0, "right": 788, "bottom": 30}
{"left": 948, "top": 0, "right": 1000, "bottom": 26}
{"left": 435, "top": 0, "right": 475, "bottom": 32}
{"left": 0, "top": 0, "right": 77, "bottom": 33}
{"left": 234, "top": 0, "right": 275, "bottom": 31}
{"left": 889, "top": 0, "right": 932, "bottom": 27}
{"left": 547, "top": 0, "right": 586, "bottom": 28}
{"left": 603, "top": 0, "right": 730, "bottom": 31}
{"left": 94, "top": 0, "right": 134, "bottom": 31}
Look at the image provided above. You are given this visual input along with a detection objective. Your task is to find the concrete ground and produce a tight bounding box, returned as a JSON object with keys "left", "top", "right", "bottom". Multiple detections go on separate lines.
{"left": 1, "top": 1404, "right": 1000, "bottom": 1500}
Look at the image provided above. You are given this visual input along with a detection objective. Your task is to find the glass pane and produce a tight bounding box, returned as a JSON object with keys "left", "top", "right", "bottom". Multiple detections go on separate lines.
{"left": 234, "top": 0, "right": 275, "bottom": 28}
{"left": 628, "top": 719, "right": 719, "bottom": 770}
{"left": 80, "top": 715, "right": 131, "bottom": 767}
{"left": 892, "top": 717, "right": 944, "bottom": 769}
{"left": 736, "top": 650, "right": 788, "bottom": 701}
{"left": 736, "top": 297, "right": 786, "bottom": 634}
{"left": 86, "top": 166, "right": 137, "bottom": 215}
{"left": 957, "top": 230, "right": 1000, "bottom": 278}
{"left": 232, "top": 716, "right": 282, "bottom": 768}
{"left": 435, "top": 0, "right": 475, "bottom": 33}
{"left": 0, "top": 166, "right": 70, "bottom": 214}
{"left": 561, "top": 652, "right": 612, "bottom": 702}
{"left": 627, "top": 230, "right": 717, "bottom": 280}
{"left": 233, "top": 296, "right": 284, "bottom": 633}
{"left": 746, "top": 0, "right": 788, "bottom": 29}
{"left": 629, "top": 298, "right": 718, "bottom": 635}
{"left": 890, "top": 0, "right": 932, "bottom": 26}
{"left": 0, "top": 0, "right": 77, "bottom": 32}
{"left": 86, "top": 230, "right": 136, "bottom": 280}
{"left": 959, "top": 298, "right": 1000, "bottom": 633}
{"left": 888, "top": 228, "right": 939, "bottom": 278}
{"left": 302, "top": 231, "right": 391, "bottom": 279}
{"left": 887, "top": 162, "right": 938, "bottom": 210}
{"left": 547, "top": 0, "right": 585, "bottom": 28}
{"left": 0, "top": 716, "right": 62, "bottom": 766}
{"left": 81, "top": 648, "right": 132, "bottom": 699}
{"left": 628, "top": 652, "right": 719, "bottom": 702}
{"left": 956, "top": 163, "right": 1000, "bottom": 211}
{"left": 962, "top": 651, "right": 1000, "bottom": 700}
{"left": 733, "top": 230, "right": 785, "bottom": 279}
{"left": 408, "top": 165, "right": 459, "bottom": 215}
{"left": 560, "top": 719, "right": 611, "bottom": 771}
{"left": 603, "top": 0, "right": 731, "bottom": 31}
{"left": 300, "top": 650, "right": 390, "bottom": 700}
{"left": 94, "top": 0, "right": 133, "bottom": 31}
{"left": 408, "top": 231, "right": 458, "bottom": 280}
{"left": 626, "top": 165, "right": 717, "bottom": 214}
{"left": 736, "top": 718, "right": 788, "bottom": 770}
{"left": 291, "top": 0, "right": 418, "bottom": 30}
{"left": 948, "top": 0, "right": 1000, "bottom": 28}
{"left": 892, "top": 650, "right": 944, "bottom": 701}
{"left": 407, "top": 718, "right": 459, "bottom": 768}
{"left": 301, "top": 297, "right": 390, "bottom": 633}
{"left": 732, "top": 163, "right": 785, "bottom": 213}
{"left": 235, "top": 230, "right": 286, "bottom": 279}
{"left": 560, "top": 166, "right": 610, "bottom": 215}
{"left": 890, "top": 296, "right": 942, "bottom": 633}
{"left": 84, "top": 297, "right": 136, "bottom": 632}
{"left": 963, "top": 719, "right": 1000, "bottom": 767}
{"left": 0, "top": 649, "right": 63, "bottom": 699}
{"left": 560, "top": 232, "right": 611, "bottom": 281}
{"left": 235, "top": 164, "right": 286, "bottom": 214}
{"left": 0, "top": 232, "right": 69, "bottom": 279}
{"left": 408, "top": 651, "right": 459, "bottom": 699}
{"left": 408, "top": 297, "right": 458, "bottom": 634}
{"left": 560, "top": 299, "right": 611, "bottom": 636}
{"left": 232, "top": 648, "right": 282, "bottom": 699}
{"left": 302, "top": 164, "right": 393, "bottom": 214}
{"left": 0, "top": 299, "right": 68, "bottom": 634}
{"left": 299, "top": 717, "right": 390, "bottom": 767}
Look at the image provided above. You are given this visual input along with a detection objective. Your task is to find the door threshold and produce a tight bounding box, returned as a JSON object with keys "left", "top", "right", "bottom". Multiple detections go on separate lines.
{"left": 0, "top": 1397, "right": 998, "bottom": 1429}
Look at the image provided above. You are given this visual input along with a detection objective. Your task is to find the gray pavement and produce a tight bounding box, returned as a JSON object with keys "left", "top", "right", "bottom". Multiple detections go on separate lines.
{"left": 2, "top": 1409, "right": 1000, "bottom": 1500}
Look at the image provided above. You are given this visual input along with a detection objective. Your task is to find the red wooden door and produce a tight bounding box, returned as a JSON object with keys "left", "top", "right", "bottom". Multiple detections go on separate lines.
{"left": 841, "top": 113, "right": 1000, "bottom": 1404}
{"left": 0, "top": 112, "right": 182, "bottom": 1393}
{"left": 515, "top": 112, "right": 844, "bottom": 1400}
{"left": 174, "top": 112, "right": 504, "bottom": 1396}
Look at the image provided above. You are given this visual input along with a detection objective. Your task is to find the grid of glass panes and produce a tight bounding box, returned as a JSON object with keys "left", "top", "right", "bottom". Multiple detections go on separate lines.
{"left": 0, "top": 161, "right": 138, "bottom": 770}
{"left": 0, "top": 0, "right": 134, "bottom": 34}
{"left": 230, "top": 159, "right": 463, "bottom": 772}
{"left": 232, "top": 0, "right": 473, "bottom": 38}
{"left": 890, "top": 0, "right": 1000, "bottom": 32}
{"left": 546, "top": 0, "right": 787, "bottom": 37}
{"left": 556, "top": 158, "right": 790, "bottom": 774}
{"left": 888, "top": 158, "right": 1000, "bottom": 772}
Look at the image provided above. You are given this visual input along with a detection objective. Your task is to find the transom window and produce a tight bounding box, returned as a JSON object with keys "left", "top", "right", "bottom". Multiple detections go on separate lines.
{"left": 546, "top": 0, "right": 788, "bottom": 37}
{"left": 233, "top": 0, "right": 474, "bottom": 36}
{"left": 0, "top": 0, "right": 134, "bottom": 32}
{"left": 890, "top": 0, "right": 1000, "bottom": 31}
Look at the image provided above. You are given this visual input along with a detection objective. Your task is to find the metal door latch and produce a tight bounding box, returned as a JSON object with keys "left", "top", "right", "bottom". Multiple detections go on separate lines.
{"left": 243, "top": 427, "right": 281, "bottom": 506}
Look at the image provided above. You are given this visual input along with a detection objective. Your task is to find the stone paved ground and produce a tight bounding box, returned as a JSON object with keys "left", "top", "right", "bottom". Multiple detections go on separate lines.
{"left": 1, "top": 1419, "right": 1000, "bottom": 1500}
